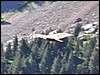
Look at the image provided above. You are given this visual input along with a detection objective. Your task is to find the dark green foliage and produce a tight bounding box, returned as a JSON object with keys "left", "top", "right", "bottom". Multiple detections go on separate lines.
{"left": 12, "top": 36, "right": 18, "bottom": 57}
{"left": 1, "top": 43, "right": 5, "bottom": 59}
{"left": 89, "top": 48, "right": 99, "bottom": 74}
{"left": 1, "top": 43, "right": 6, "bottom": 74}
{"left": 22, "top": 53, "right": 39, "bottom": 74}
{"left": 28, "top": 41, "right": 34, "bottom": 49}
{"left": 31, "top": 43, "right": 41, "bottom": 69}
{"left": 59, "top": 64, "right": 66, "bottom": 74}
{"left": 39, "top": 44, "right": 54, "bottom": 74}
{"left": 19, "top": 38, "right": 31, "bottom": 58}
{"left": 38, "top": 39, "right": 49, "bottom": 59}
{"left": 50, "top": 56, "right": 62, "bottom": 74}
{"left": 1, "top": 61, "right": 5, "bottom": 74}
{"left": 8, "top": 50, "right": 23, "bottom": 74}
{"left": 5, "top": 43, "right": 13, "bottom": 60}
{"left": 1, "top": 33, "right": 99, "bottom": 74}
{"left": 73, "top": 23, "right": 81, "bottom": 38}
{"left": 64, "top": 50, "right": 74, "bottom": 74}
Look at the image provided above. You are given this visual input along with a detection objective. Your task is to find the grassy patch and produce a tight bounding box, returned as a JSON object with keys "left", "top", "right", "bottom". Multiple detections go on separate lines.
{"left": 1, "top": 13, "right": 14, "bottom": 19}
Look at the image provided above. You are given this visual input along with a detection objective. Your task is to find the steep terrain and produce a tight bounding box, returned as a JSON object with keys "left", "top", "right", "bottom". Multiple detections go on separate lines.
{"left": 1, "top": 1, "right": 99, "bottom": 46}
{"left": 1, "top": 1, "right": 99, "bottom": 74}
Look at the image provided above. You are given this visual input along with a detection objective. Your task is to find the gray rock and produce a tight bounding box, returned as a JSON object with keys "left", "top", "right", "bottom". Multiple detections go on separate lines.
{"left": 71, "top": 23, "right": 76, "bottom": 28}
{"left": 1, "top": 1, "right": 99, "bottom": 46}
{"left": 84, "top": 27, "right": 96, "bottom": 34}
{"left": 81, "top": 23, "right": 93, "bottom": 30}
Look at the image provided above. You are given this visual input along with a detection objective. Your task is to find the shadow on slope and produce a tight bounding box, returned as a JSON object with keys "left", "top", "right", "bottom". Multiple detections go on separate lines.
{"left": 1, "top": 21, "right": 11, "bottom": 25}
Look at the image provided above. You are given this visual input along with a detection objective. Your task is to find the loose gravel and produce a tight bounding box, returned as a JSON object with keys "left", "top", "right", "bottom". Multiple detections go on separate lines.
{"left": 1, "top": 1, "right": 99, "bottom": 46}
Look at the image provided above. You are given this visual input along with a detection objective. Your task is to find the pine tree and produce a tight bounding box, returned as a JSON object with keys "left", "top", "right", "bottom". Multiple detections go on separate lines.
{"left": 73, "top": 23, "right": 81, "bottom": 38}
{"left": 38, "top": 39, "right": 49, "bottom": 59}
{"left": 5, "top": 43, "right": 13, "bottom": 60}
{"left": 19, "top": 38, "right": 31, "bottom": 58}
{"left": 89, "top": 48, "right": 99, "bottom": 74}
{"left": 1, "top": 43, "right": 6, "bottom": 74}
{"left": 31, "top": 44, "right": 39, "bottom": 58}
{"left": 64, "top": 50, "right": 74, "bottom": 74}
{"left": 28, "top": 41, "right": 34, "bottom": 50}
{"left": 67, "top": 37, "right": 74, "bottom": 50}
{"left": 31, "top": 44, "right": 41, "bottom": 66}
{"left": 22, "top": 53, "right": 39, "bottom": 74}
{"left": 1, "top": 43, "right": 5, "bottom": 59}
{"left": 61, "top": 51, "right": 68, "bottom": 65}
{"left": 39, "top": 44, "right": 54, "bottom": 74}
{"left": 8, "top": 50, "right": 23, "bottom": 74}
{"left": 76, "top": 64, "right": 84, "bottom": 74}
{"left": 12, "top": 36, "right": 18, "bottom": 57}
{"left": 1, "top": 60, "right": 5, "bottom": 74}
{"left": 75, "top": 37, "right": 97, "bottom": 74}
{"left": 59, "top": 64, "right": 66, "bottom": 74}
{"left": 50, "top": 56, "right": 62, "bottom": 74}
{"left": 83, "top": 37, "right": 97, "bottom": 72}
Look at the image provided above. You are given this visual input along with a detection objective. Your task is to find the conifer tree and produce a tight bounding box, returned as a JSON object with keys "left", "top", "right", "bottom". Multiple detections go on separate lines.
{"left": 1, "top": 43, "right": 5, "bottom": 59}
{"left": 61, "top": 51, "right": 68, "bottom": 64}
{"left": 59, "top": 64, "right": 66, "bottom": 74}
{"left": 19, "top": 38, "right": 31, "bottom": 58}
{"left": 5, "top": 43, "right": 13, "bottom": 60}
{"left": 22, "top": 53, "right": 39, "bottom": 74}
{"left": 73, "top": 23, "right": 81, "bottom": 38}
{"left": 38, "top": 39, "right": 49, "bottom": 59}
{"left": 31, "top": 44, "right": 41, "bottom": 65}
{"left": 28, "top": 41, "right": 34, "bottom": 50}
{"left": 50, "top": 56, "right": 62, "bottom": 74}
{"left": 64, "top": 50, "right": 74, "bottom": 74}
{"left": 75, "top": 37, "right": 97, "bottom": 74}
{"left": 1, "top": 43, "right": 6, "bottom": 74}
{"left": 39, "top": 44, "right": 54, "bottom": 74}
{"left": 8, "top": 50, "right": 23, "bottom": 74}
{"left": 12, "top": 36, "right": 18, "bottom": 57}
{"left": 89, "top": 48, "right": 99, "bottom": 74}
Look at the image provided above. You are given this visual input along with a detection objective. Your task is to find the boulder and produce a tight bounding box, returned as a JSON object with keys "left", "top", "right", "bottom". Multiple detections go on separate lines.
{"left": 49, "top": 29, "right": 62, "bottom": 35}
{"left": 84, "top": 27, "right": 96, "bottom": 34}
{"left": 71, "top": 23, "right": 76, "bottom": 28}
{"left": 81, "top": 23, "right": 93, "bottom": 30}
{"left": 81, "top": 21, "right": 98, "bottom": 30}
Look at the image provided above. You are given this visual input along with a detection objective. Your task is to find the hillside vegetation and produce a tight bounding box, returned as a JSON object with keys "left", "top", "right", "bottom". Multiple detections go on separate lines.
{"left": 1, "top": 23, "right": 99, "bottom": 74}
{"left": 1, "top": 1, "right": 99, "bottom": 74}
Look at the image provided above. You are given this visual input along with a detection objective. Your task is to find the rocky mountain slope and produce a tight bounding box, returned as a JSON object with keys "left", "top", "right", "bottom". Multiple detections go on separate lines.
{"left": 1, "top": 1, "right": 99, "bottom": 46}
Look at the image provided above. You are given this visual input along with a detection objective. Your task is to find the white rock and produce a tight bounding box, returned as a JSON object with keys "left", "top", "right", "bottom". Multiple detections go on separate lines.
{"left": 7, "top": 39, "right": 14, "bottom": 45}
{"left": 81, "top": 21, "right": 98, "bottom": 30}
{"left": 77, "top": 34, "right": 84, "bottom": 39}
{"left": 3, "top": 46, "right": 7, "bottom": 52}
{"left": 93, "top": 21, "right": 99, "bottom": 25}
{"left": 96, "top": 32, "right": 99, "bottom": 35}
{"left": 77, "top": 34, "right": 87, "bottom": 39}
{"left": 71, "top": 24, "right": 76, "bottom": 28}
{"left": 92, "top": 13, "right": 96, "bottom": 16}
{"left": 49, "top": 29, "right": 61, "bottom": 35}
{"left": 81, "top": 23, "right": 93, "bottom": 30}
{"left": 84, "top": 28, "right": 95, "bottom": 34}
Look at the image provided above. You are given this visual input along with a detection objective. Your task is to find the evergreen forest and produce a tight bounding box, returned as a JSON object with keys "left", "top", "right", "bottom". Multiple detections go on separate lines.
{"left": 1, "top": 24, "right": 99, "bottom": 74}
